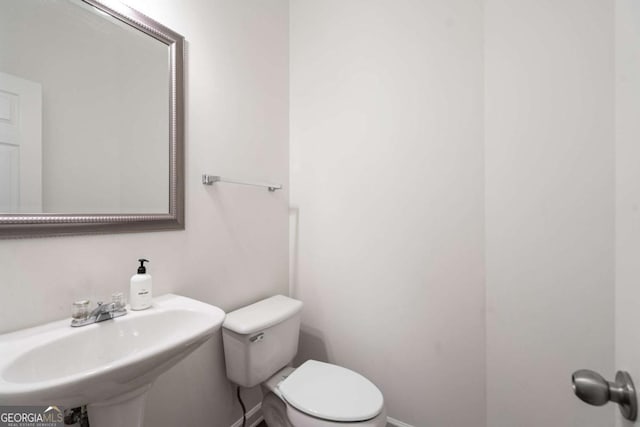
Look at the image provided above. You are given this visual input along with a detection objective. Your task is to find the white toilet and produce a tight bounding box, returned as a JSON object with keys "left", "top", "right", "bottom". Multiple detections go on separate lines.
{"left": 222, "top": 295, "right": 387, "bottom": 427}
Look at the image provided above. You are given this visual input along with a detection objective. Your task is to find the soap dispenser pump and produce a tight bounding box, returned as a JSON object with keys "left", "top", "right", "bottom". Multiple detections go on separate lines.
{"left": 130, "top": 258, "right": 152, "bottom": 310}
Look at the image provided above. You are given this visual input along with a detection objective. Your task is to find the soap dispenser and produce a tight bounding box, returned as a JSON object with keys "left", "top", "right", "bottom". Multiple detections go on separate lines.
{"left": 130, "top": 258, "right": 152, "bottom": 310}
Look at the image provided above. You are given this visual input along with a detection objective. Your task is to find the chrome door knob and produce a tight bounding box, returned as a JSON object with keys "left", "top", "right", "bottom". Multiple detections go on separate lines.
{"left": 572, "top": 369, "right": 610, "bottom": 405}
{"left": 572, "top": 369, "right": 637, "bottom": 421}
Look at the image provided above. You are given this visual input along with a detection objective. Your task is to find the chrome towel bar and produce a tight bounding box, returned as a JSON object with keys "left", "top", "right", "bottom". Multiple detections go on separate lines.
{"left": 202, "top": 174, "right": 282, "bottom": 192}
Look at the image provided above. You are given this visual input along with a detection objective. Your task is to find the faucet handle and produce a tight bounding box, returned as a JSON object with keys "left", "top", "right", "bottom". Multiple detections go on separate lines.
{"left": 111, "top": 293, "right": 125, "bottom": 310}
{"left": 72, "top": 300, "right": 90, "bottom": 320}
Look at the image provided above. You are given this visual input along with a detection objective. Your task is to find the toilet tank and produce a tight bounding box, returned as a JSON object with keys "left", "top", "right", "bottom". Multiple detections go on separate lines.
{"left": 222, "top": 295, "right": 303, "bottom": 387}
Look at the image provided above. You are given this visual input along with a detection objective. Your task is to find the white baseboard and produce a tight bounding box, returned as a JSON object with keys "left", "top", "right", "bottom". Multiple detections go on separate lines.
{"left": 387, "top": 416, "right": 415, "bottom": 427}
{"left": 232, "top": 404, "right": 410, "bottom": 427}
{"left": 230, "top": 402, "right": 263, "bottom": 427}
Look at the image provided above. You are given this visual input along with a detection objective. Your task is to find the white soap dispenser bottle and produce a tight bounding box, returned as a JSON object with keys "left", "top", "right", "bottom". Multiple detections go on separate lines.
{"left": 130, "top": 258, "right": 152, "bottom": 310}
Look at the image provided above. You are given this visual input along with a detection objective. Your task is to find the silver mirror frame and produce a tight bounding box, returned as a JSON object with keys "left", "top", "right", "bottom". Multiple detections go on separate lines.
{"left": 0, "top": 0, "right": 185, "bottom": 239}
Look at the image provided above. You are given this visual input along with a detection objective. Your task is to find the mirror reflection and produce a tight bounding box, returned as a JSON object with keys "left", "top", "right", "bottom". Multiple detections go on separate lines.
{"left": 0, "top": 0, "right": 170, "bottom": 214}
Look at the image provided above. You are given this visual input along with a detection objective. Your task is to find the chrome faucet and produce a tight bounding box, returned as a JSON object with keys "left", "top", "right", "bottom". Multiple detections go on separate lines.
{"left": 71, "top": 293, "right": 127, "bottom": 327}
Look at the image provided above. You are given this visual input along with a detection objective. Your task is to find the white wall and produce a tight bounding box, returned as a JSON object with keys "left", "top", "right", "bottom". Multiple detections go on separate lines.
{"left": 292, "top": 1, "right": 616, "bottom": 426}
{"left": 0, "top": 1, "right": 289, "bottom": 426}
{"left": 290, "top": 1, "right": 486, "bottom": 425}
{"left": 615, "top": 1, "right": 640, "bottom": 426}
{"left": 485, "top": 1, "right": 614, "bottom": 426}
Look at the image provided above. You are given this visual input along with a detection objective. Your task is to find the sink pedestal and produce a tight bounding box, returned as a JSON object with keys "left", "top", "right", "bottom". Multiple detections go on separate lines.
{"left": 87, "top": 384, "right": 152, "bottom": 427}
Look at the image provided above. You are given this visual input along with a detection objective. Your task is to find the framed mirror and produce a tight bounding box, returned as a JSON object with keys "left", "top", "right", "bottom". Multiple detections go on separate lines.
{"left": 0, "top": 0, "right": 184, "bottom": 238}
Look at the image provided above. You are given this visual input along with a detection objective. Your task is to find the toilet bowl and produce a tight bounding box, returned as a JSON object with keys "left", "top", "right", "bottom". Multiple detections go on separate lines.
{"left": 261, "top": 363, "right": 387, "bottom": 427}
{"left": 222, "top": 295, "right": 387, "bottom": 427}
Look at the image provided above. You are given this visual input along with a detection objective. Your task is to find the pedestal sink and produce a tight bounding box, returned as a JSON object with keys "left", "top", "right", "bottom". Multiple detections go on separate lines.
{"left": 0, "top": 294, "right": 225, "bottom": 427}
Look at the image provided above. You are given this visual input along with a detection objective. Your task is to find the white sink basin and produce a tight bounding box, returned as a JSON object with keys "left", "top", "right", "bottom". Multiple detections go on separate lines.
{"left": 0, "top": 294, "right": 225, "bottom": 427}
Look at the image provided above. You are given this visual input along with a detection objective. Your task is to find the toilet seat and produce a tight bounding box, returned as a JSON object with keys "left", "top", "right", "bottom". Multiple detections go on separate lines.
{"left": 262, "top": 391, "right": 387, "bottom": 427}
{"left": 285, "top": 403, "right": 387, "bottom": 427}
{"left": 278, "top": 360, "right": 384, "bottom": 422}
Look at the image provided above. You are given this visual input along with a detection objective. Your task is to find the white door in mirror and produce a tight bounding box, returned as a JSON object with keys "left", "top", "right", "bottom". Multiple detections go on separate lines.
{"left": 0, "top": 72, "right": 41, "bottom": 213}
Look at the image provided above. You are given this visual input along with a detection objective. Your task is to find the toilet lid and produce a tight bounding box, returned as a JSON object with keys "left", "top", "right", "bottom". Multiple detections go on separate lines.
{"left": 278, "top": 360, "right": 384, "bottom": 422}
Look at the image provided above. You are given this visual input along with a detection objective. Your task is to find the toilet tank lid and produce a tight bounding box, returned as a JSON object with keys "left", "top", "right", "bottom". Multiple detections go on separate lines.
{"left": 223, "top": 295, "right": 303, "bottom": 335}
